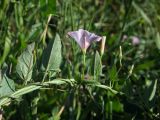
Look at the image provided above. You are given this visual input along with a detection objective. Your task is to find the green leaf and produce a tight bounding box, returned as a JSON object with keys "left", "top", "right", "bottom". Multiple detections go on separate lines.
{"left": 0, "top": 74, "right": 15, "bottom": 98}
{"left": 94, "top": 51, "right": 102, "bottom": 81}
{"left": 108, "top": 65, "right": 117, "bottom": 82}
{"left": 0, "top": 37, "right": 11, "bottom": 67}
{"left": 106, "top": 100, "right": 123, "bottom": 113}
{"left": 112, "top": 100, "right": 123, "bottom": 112}
{"left": 14, "top": 2, "right": 24, "bottom": 29}
{"left": 40, "top": 0, "right": 56, "bottom": 18}
{"left": 16, "top": 43, "right": 35, "bottom": 83}
{"left": 155, "top": 32, "right": 160, "bottom": 50}
{"left": 135, "top": 60, "right": 155, "bottom": 71}
{"left": 149, "top": 79, "right": 157, "bottom": 101}
{"left": 0, "top": 78, "right": 75, "bottom": 106}
{"left": 132, "top": 2, "right": 152, "bottom": 25}
{"left": 144, "top": 79, "right": 157, "bottom": 101}
{"left": 41, "top": 34, "right": 62, "bottom": 77}
{"left": 44, "top": 79, "right": 75, "bottom": 86}
{"left": 0, "top": 85, "right": 41, "bottom": 106}
{"left": 11, "top": 85, "right": 41, "bottom": 98}
{"left": 95, "top": 84, "right": 119, "bottom": 94}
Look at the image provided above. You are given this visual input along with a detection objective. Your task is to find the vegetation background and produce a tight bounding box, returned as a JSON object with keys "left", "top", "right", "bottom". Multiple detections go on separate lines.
{"left": 0, "top": 0, "right": 160, "bottom": 120}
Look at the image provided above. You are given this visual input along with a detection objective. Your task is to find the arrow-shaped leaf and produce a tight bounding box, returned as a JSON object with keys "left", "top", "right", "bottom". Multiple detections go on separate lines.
{"left": 16, "top": 43, "right": 35, "bottom": 83}
{"left": 41, "top": 33, "right": 62, "bottom": 77}
{"left": 0, "top": 74, "right": 15, "bottom": 98}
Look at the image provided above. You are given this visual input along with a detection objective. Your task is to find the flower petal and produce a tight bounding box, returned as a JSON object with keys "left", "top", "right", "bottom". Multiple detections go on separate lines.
{"left": 68, "top": 29, "right": 102, "bottom": 51}
{"left": 89, "top": 34, "right": 102, "bottom": 42}
{"left": 84, "top": 30, "right": 102, "bottom": 42}
{"left": 68, "top": 29, "right": 85, "bottom": 49}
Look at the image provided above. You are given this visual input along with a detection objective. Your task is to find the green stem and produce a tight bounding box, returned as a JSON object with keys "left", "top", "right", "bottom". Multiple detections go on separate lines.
{"left": 82, "top": 52, "right": 86, "bottom": 80}
{"left": 42, "top": 70, "right": 48, "bottom": 83}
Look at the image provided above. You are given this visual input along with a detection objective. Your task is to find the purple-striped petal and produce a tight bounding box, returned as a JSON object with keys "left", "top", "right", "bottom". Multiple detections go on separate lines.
{"left": 84, "top": 30, "right": 102, "bottom": 42}
{"left": 67, "top": 29, "right": 102, "bottom": 52}
{"left": 68, "top": 29, "right": 84, "bottom": 47}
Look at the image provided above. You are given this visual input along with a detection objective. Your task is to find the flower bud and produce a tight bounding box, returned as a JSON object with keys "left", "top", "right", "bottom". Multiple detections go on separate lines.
{"left": 100, "top": 36, "right": 106, "bottom": 56}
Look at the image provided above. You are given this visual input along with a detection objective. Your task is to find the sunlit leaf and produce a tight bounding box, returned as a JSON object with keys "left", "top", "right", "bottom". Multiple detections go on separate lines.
{"left": 0, "top": 74, "right": 15, "bottom": 98}
{"left": 149, "top": 79, "right": 157, "bottom": 101}
{"left": 94, "top": 51, "right": 102, "bottom": 81}
{"left": 155, "top": 32, "right": 160, "bottom": 50}
{"left": 41, "top": 34, "right": 62, "bottom": 77}
{"left": 16, "top": 43, "right": 35, "bottom": 83}
{"left": 144, "top": 79, "right": 157, "bottom": 101}
{"left": 0, "top": 78, "right": 75, "bottom": 106}
{"left": 112, "top": 100, "right": 124, "bottom": 112}
{"left": 95, "top": 84, "right": 119, "bottom": 94}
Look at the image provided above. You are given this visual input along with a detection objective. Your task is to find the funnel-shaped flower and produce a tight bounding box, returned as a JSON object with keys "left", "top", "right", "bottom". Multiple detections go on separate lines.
{"left": 68, "top": 29, "right": 102, "bottom": 53}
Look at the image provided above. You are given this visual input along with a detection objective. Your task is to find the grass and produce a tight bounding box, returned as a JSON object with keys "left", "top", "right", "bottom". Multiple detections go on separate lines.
{"left": 0, "top": 0, "right": 160, "bottom": 119}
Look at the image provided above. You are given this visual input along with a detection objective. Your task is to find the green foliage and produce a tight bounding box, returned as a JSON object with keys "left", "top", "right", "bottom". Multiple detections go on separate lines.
{"left": 41, "top": 33, "right": 62, "bottom": 78}
{"left": 108, "top": 65, "right": 118, "bottom": 83}
{"left": 0, "top": 74, "right": 15, "bottom": 98}
{"left": 132, "top": 1, "right": 152, "bottom": 25}
{"left": 94, "top": 51, "right": 102, "bottom": 81}
{"left": 16, "top": 43, "right": 35, "bottom": 83}
{"left": 40, "top": 0, "right": 56, "bottom": 18}
{"left": 0, "top": 79, "right": 75, "bottom": 106}
{"left": 144, "top": 79, "right": 157, "bottom": 101}
{"left": 155, "top": 32, "right": 160, "bottom": 49}
{"left": 0, "top": 37, "right": 11, "bottom": 67}
{"left": 0, "top": 0, "right": 160, "bottom": 119}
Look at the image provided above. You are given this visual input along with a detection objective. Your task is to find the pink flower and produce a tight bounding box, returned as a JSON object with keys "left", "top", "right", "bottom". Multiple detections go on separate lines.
{"left": 68, "top": 29, "right": 102, "bottom": 53}
{"left": 131, "top": 36, "right": 140, "bottom": 45}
